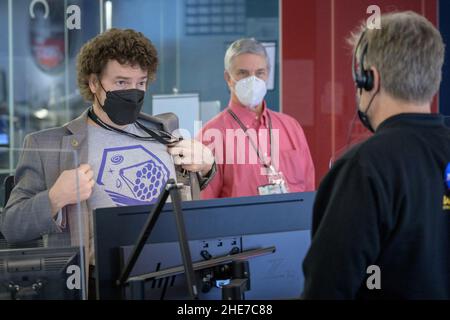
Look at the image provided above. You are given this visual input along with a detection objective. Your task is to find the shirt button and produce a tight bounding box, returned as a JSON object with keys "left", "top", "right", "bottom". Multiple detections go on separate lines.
{"left": 71, "top": 139, "right": 79, "bottom": 147}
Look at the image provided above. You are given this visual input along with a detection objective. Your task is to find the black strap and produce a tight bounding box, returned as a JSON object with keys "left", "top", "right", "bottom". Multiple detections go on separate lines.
{"left": 227, "top": 109, "right": 273, "bottom": 168}
{"left": 87, "top": 107, "right": 180, "bottom": 145}
{"left": 134, "top": 120, "right": 180, "bottom": 145}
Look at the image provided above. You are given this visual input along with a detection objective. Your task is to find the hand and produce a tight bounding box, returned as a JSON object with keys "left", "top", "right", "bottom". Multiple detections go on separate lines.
{"left": 168, "top": 139, "right": 214, "bottom": 175}
{"left": 48, "top": 164, "right": 95, "bottom": 216}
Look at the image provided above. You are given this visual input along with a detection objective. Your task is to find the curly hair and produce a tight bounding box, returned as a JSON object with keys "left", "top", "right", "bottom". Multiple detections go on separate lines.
{"left": 76, "top": 28, "right": 158, "bottom": 102}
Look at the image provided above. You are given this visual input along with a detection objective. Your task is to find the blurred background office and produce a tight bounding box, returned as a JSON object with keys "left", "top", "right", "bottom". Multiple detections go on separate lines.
{"left": 0, "top": 0, "right": 449, "bottom": 207}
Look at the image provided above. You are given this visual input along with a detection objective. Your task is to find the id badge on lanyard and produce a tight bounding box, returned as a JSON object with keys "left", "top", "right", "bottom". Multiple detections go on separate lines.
{"left": 257, "top": 165, "right": 290, "bottom": 195}
{"left": 227, "top": 109, "right": 290, "bottom": 196}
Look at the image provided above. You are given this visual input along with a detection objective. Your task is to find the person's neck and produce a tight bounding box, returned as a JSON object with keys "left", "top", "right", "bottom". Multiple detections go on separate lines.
{"left": 90, "top": 102, "right": 128, "bottom": 130}
{"left": 231, "top": 95, "right": 264, "bottom": 116}
{"left": 372, "top": 93, "right": 431, "bottom": 130}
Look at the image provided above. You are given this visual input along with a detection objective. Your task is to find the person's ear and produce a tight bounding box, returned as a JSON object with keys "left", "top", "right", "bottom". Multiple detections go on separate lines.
{"left": 224, "top": 70, "right": 233, "bottom": 91}
{"left": 369, "top": 66, "right": 381, "bottom": 93}
{"left": 88, "top": 74, "right": 99, "bottom": 94}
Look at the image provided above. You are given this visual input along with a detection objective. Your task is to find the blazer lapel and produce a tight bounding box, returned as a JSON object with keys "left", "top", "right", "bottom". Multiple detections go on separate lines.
{"left": 60, "top": 110, "right": 89, "bottom": 172}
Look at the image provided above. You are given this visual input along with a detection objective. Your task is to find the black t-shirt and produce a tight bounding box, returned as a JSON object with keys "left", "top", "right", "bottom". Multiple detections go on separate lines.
{"left": 302, "top": 113, "right": 450, "bottom": 299}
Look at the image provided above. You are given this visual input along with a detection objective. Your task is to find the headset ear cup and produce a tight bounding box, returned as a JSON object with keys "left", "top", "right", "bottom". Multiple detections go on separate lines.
{"left": 364, "top": 69, "right": 374, "bottom": 91}
{"left": 355, "top": 72, "right": 366, "bottom": 90}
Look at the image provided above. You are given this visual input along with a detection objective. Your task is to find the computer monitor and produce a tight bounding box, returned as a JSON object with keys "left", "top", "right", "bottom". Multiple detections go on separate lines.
{"left": 93, "top": 192, "right": 315, "bottom": 300}
{"left": 0, "top": 246, "right": 82, "bottom": 300}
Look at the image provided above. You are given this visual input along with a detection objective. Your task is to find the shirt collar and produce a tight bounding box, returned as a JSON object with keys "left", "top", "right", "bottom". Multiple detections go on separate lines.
{"left": 376, "top": 113, "right": 445, "bottom": 133}
{"left": 228, "top": 100, "right": 270, "bottom": 127}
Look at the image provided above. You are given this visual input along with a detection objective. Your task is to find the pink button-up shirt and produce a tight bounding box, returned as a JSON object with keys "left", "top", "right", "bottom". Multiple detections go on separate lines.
{"left": 198, "top": 100, "right": 315, "bottom": 199}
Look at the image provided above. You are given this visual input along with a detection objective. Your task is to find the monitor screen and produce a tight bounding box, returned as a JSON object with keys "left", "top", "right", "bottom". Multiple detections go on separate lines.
{"left": 0, "top": 114, "right": 9, "bottom": 146}
{"left": 0, "top": 246, "right": 82, "bottom": 300}
{"left": 93, "top": 192, "right": 315, "bottom": 300}
{"left": 0, "top": 133, "right": 8, "bottom": 145}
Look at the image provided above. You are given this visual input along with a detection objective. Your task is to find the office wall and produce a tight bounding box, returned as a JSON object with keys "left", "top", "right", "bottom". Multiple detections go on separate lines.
{"left": 282, "top": 0, "right": 439, "bottom": 186}
{"left": 110, "top": 0, "right": 280, "bottom": 113}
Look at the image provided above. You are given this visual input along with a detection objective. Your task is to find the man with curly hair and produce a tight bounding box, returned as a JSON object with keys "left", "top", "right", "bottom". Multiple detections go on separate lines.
{"left": 0, "top": 29, "right": 216, "bottom": 293}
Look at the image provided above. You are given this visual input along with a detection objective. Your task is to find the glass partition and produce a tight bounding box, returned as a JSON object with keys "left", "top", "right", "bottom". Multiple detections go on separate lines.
{"left": 0, "top": 0, "right": 101, "bottom": 183}
{"left": 0, "top": 148, "right": 86, "bottom": 300}
{"left": 0, "top": 0, "right": 280, "bottom": 202}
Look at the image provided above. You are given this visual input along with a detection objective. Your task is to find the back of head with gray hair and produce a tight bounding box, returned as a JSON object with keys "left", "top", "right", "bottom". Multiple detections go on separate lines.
{"left": 349, "top": 11, "right": 445, "bottom": 104}
{"left": 224, "top": 38, "right": 270, "bottom": 72}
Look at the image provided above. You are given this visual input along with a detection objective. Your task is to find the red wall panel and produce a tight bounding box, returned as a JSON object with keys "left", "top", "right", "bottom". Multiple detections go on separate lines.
{"left": 282, "top": 0, "right": 438, "bottom": 187}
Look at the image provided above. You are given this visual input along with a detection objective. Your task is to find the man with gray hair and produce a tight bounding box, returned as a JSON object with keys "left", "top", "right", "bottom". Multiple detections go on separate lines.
{"left": 198, "top": 38, "right": 315, "bottom": 198}
{"left": 302, "top": 11, "right": 450, "bottom": 299}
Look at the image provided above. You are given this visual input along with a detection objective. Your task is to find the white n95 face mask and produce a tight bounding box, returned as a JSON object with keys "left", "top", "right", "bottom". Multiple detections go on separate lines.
{"left": 233, "top": 75, "right": 267, "bottom": 109}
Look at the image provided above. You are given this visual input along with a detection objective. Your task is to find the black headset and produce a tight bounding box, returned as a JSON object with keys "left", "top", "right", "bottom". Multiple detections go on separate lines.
{"left": 352, "top": 30, "right": 374, "bottom": 92}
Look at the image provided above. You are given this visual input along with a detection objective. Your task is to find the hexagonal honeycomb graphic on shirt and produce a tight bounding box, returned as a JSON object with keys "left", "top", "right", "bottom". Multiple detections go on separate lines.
{"left": 96, "top": 145, "right": 170, "bottom": 206}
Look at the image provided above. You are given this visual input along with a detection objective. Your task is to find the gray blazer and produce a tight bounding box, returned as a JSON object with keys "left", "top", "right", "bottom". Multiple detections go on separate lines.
{"left": 0, "top": 110, "right": 205, "bottom": 245}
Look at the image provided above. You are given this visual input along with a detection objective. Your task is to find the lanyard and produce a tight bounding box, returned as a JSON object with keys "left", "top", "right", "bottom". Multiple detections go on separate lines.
{"left": 227, "top": 109, "right": 274, "bottom": 169}
{"left": 87, "top": 107, "right": 180, "bottom": 145}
